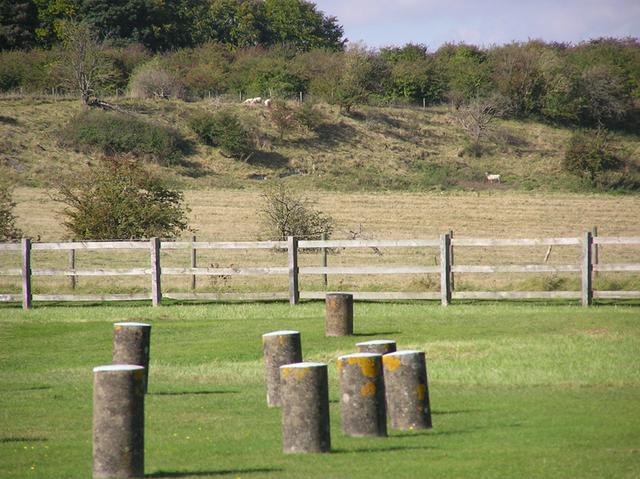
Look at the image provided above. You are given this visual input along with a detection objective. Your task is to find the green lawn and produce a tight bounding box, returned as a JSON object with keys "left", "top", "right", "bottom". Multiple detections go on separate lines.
{"left": 1, "top": 301, "right": 639, "bottom": 478}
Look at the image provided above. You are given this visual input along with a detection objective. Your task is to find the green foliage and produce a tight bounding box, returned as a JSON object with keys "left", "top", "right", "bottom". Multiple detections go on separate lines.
{"left": 0, "top": 0, "right": 38, "bottom": 50}
{"left": 335, "top": 45, "right": 376, "bottom": 113}
{"left": 294, "top": 101, "right": 324, "bottom": 131}
{"left": 260, "top": 182, "right": 334, "bottom": 240}
{"left": 59, "top": 110, "right": 189, "bottom": 165}
{"left": 269, "top": 100, "right": 297, "bottom": 139}
{"left": 0, "top": 179, "right": 22, "bottom": 241}
{"left": 56, "top": 156, "right": 190, "bottom": 240}
{"left": 188, "top": 109, "right": 253, "bottom": 160}
{"left": 563, "top": 129, "right": 620, "bottom": 182}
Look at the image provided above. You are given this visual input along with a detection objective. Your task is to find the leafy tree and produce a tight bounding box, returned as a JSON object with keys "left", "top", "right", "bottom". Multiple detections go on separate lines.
{"left": 259, "top": 182, "right": 333, "bottom": 240}
{"left": 263, "top": 0, "right": 344, "bottom": 51}
{"left": 56, "top": 156, "right": 190, "bottom": 240}
{"left": 335, "top": 44, "right": 375, "bottom": 113}
{"left": 33, "top": 0, "right": 77, "bottom": 46}
{"left": 578, "top": 63, "right": 631, "bottom": 126}
{"left": 0, "top": 0, "right": 39, "bottom": 50}
{"left": 290, "top": 48, "right": 342, "bottom": 99}
{"left": 563, "top": 128, "right": 620, "bottom": 182}
{"left": 435, "top": 43, "right": 492, "bottom": 106}
{"left": 189, "top": 110, "right": 254, "bottom": 161}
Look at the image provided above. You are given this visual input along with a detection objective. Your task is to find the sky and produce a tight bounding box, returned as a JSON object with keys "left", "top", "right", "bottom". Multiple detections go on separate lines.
{"left": 313, "top": 0, "right": 640, "bottom": 50}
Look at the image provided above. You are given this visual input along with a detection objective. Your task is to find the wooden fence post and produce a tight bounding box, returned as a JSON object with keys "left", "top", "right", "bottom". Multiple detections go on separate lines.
{"left": 69, "top": 239, "right": 76, "bottom": 290}
{"left": 150, "top": 238, "right": 161, "bottom": 306}
{"left": 581, "top": 231, "right": 593, "bottom": 307}
{"left": 190, "top": 235, "right": 197, "bottom": 290}
{"left": 440, "top": 233, "right": 451, "bottom": 306}
{"left": 288, "top": 236, "right": 299, "bottom": 305}
{"left": 321, "top": 232, "right": 328, "bottom": 289}
{"left": 449, "top": 230, "right": 455, "bottom": 291}
{"left": 22, "top": 237, "right": 32, "bottom": 310}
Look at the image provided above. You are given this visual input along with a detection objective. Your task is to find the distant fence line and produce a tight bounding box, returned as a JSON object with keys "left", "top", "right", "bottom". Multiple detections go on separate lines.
{"left": 1, "top": 232, "right": 639, "bottom": 310}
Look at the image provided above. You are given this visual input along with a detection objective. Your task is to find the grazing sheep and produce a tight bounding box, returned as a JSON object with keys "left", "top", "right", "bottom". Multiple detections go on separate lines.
{"left": 485, "top": 172, "right": 501, "bottom": 184}
{"left": 264, "top": 98, "right": 272, "bottom": 108}
{"left": 243, "top": 97, "right": 262, "bottom": 106}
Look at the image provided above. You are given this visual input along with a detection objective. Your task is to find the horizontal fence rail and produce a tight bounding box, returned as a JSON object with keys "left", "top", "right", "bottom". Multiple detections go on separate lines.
{"left": 0, "top": 232, "right": 639, "bottom": 309}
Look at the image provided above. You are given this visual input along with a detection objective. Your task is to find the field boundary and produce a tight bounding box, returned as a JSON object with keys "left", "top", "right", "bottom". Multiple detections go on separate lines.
{"left": 1, "top": 233, "right": 639, "bottom": 309}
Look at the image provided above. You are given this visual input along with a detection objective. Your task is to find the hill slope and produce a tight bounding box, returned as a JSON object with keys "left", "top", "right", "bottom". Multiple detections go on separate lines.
{"left": 1, "top": 95, "right": 639, "bottom": 192}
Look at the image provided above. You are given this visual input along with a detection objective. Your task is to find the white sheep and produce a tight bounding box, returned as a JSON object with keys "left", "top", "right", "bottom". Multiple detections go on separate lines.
{"left": 264, "top": 98, "right": 272, "bottom": 108}
{"left": 485, "top": 172, "right": 501, "bottom": 184}
{"left": 243, "top": 97, "right": 262, "bottom": 106}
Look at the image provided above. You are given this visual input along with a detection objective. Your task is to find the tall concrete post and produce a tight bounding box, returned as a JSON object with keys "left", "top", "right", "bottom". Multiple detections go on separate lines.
{"left": 280, "top": 362, "right": 330, "bottom": 453}
{"left": 383, "top": 350, "right": 432, "bottom": 430}
{"left": 112, "top": 322, "right": 152, "bottom": 393}
{"left": 356, "top": 339, "right": 397, "bottom": 355}
{"left": 337, "top": 353, "right": 387, "bottom": 437}
{"left": 93, "top": 365, "right": 145, "bottom": 479}
{"left": 262, "top": 330, "right": 302, "bottom": 407}
{"left": 325, "top": 293, "right": 353, "bottom": 336}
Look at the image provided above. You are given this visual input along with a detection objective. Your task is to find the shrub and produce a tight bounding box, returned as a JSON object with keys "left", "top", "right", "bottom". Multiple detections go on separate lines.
{"left": 0, "top": 180, "right": 22, "bottom": 242}
{"left": 563, "top": 129, "right": 620, "bottom": 182}
{"left": 270, "top": 100, "right": 297, "bottom": 139}
{"left": 128, "top": 59, "right": 184, "bottom": 99}
{"left": 59, "top": 110, "right": 189, "bottom": 165}
{"left": 294, "top": 101, "right": 324, "bottom": 131}
{"left": 188, "top": 110, "right": 254, "bottom": 160}
{"left": 56, "top": 156, "right": 190, "bottom": 240}
{"left": 259, "top": 183, "right": 334, "bottom": 240}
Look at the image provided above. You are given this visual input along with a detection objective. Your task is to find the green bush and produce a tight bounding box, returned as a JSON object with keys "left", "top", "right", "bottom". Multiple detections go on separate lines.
{"left": 56, "top": 156, "right": 190, "bottom": 240}
{"left": 59, "top": 110, "right": 189, "bottom": 165}
{"left": 294, "top": 101, "right": 324, "bottom": 131}
{"left": 128, "top": 58, "right": 184, "bottom": 99}
{"left": 563, "top": 129, "right": 620, "bottom": 181}
{"left": 0, "top": 179, "right": 22, "bottom": 241}
{"left": 188, "top": 110, "right": 254, "bottom": 160}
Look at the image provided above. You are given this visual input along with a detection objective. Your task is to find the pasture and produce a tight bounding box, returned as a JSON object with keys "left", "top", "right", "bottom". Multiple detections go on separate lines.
{"left": 1, "top": 301, "right": 639, "bottom": 478}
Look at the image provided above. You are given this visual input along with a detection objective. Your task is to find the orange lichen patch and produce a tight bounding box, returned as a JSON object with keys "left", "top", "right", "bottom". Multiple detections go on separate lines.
{"left": 336, "top": 358, "right": 343, "bottom": 374}
{"left": 347, "top": 357, "right": 378, "bottom": 378}
{"left": 416, "top": 383, "right": 426, "bottom": 401}
{"left": 115, "top": 326, "right": 123, "bottom": 332}
{"left": 383, "top": 355, "right": 402, "bottom": 371}
{"left": 282, "top": 366, "right": 310, "bottom": 381}
{"left": 279, "top": 335, "right": 286, "bottom": 345}
{"left": 360, "top": 382, "right": 376, "bottom": 397}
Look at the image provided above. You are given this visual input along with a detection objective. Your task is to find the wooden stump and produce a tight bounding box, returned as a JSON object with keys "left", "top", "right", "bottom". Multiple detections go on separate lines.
{"left": 325, "top": 293, "right": 353, "bottom": 337}
{"left": 262, "top": 330, "right": 303, "bottom": 407}
{"left": 382, "top": 350, "right": 432, "bottom": 430}
{"left": 112, "top": 322, "right": 151, "bottom": 393}
{"left": 337, "top": 353, "right": 387, "bottom": 437}
{"left": 93, "top": 365, "right": 145, "bottom": 479}
{"left": 356, "top": 339, "right": 397, "bottom": 355}
{"left": 280, "top": 362, "right": 331, "bottom": 453}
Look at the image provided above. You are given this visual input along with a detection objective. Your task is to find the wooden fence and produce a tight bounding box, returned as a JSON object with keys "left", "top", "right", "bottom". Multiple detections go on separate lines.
{"left": 1, "top": 232, "right": 639, "bottom": 310}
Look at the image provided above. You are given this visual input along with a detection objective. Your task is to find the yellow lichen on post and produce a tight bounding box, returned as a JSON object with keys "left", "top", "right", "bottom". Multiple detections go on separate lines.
{"left": 336, "top": 358, "right": 343, "bottom": 373}
{"left": 383, "top": 354, "right": 402, "bottom": 371}
{"left": 416, "top": 383, "right": 426, "bottom": 401}
{"left": 347, "top": 356, "right": 377, "bottom": 378}
{"left": 294, "top": 367, "right": 310, "bottom": 381}
{"left": 360, "top": 382, "right": 376, "bottom": 397}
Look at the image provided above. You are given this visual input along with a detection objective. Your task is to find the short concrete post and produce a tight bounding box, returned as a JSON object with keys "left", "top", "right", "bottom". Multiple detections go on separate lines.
{"left": 337, "top": 353, "right": 387, "bottom": 437}
{"left": 112, "top": 322, "right": 152, "bottom": 393}
{"left": 280, "top": 362, "right": 330, "bottom": 453}
{"left": 93, "top": 365, "right": 145, "bottom": 479}
{"left": 356, "top": 339, "right": 397, "bottom": 355}
{"left": 325, "top": 293, "right": 353, "bottom": 336}
{"left": 383, "top": 350, "right": 432, "bottom": 430}
{"left": 262, "top": 330, "right": 302, "bottom": 407}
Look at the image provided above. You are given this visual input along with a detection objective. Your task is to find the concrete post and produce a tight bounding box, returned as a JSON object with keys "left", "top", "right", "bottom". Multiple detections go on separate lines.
{"left": 356, "top": 339, "right": 397, "bottom": 355}
{"left": 325, "top": 293, "right": 353, "bottom": 336}
{"left": 93, "top": 365, "right": 145, "bottom": 479}
{"left": 280, "top": 362, "right": 330, "bottom": 453}
{"left": 337, "top": 353, "right": 387, "bottom": 437}
{"left": 262, "top": 330, "right": 303, "bottom": 407}
{"left": 112, "top": 322, "right": 152, "bottom": 393}
{"left": 382, "top": 350, "right": 432, "bottom": 430}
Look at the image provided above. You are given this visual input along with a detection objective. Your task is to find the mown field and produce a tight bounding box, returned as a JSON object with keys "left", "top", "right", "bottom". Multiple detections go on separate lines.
{"left": 1, "top": 302, "right": 639, "bottom": 478}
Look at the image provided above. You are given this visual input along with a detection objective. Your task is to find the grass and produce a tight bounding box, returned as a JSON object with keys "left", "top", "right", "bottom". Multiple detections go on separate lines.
{"left": 1, "top": 301, "right": 639, "bottom": 478}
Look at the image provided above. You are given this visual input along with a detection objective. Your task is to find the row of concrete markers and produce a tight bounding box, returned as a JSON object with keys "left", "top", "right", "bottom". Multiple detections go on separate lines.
{"left": 262, "top": 293, "right": 432, "bottom": 453}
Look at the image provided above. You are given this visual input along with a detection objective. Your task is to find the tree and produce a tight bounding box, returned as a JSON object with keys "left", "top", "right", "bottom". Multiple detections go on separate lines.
{"left": 0, "top": 0, "right": 39, "bottom": 50}
{"left": 259, "top": 182, "right": 333, "bottom": 240}
{"left": 335, "top": 44, "right": 375, "bottom": 113}
{"left": 56, "top": 156, "right": 190, "bottom": 239}
{"left": 57, "top": 19, "right": 113, "bottom": 108}
{"left": 452, "top": 94, "right": 508, "bottom": 157}
{"left": 579, "top": 64, "right": 631, "bottom": 126}
{"left": 563, "top": 128, "right": 620, "bottom": 182}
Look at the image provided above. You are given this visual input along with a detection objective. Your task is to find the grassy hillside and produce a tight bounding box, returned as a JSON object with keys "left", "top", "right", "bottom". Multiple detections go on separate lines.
{"left": 2, "top": 95, "right": 639, "bottom": 192}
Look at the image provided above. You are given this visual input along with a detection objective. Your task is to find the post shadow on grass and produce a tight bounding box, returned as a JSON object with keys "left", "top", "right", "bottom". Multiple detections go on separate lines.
{"left": 149, "top": 389, "right": 239, "bottom": 396}
{"left": 146, "top": 467, "right": 282, "bottom": 478}
{"left": 351, "top": 331, "right": 400, "bottom": 337}
{"left": 0, "top": 437, "right": 48, "bottom": 443}
{"left": 332, "top": 444, "right": 437, "bottom": 454}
